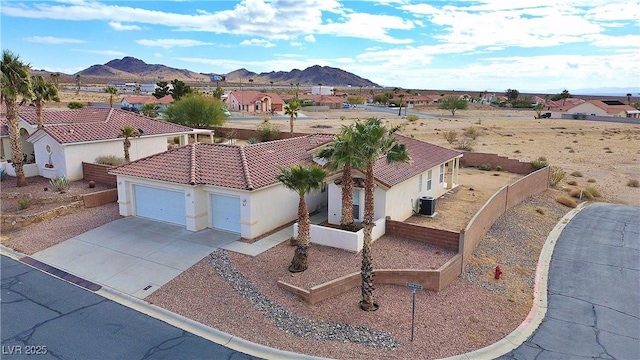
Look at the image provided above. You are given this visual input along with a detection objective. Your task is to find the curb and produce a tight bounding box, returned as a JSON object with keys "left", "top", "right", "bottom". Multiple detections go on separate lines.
{"left": 0, "top": 245, "right": 328, "bottom": 360}
{"left": 440, "top": 201, "right": 590, "bottom": 360}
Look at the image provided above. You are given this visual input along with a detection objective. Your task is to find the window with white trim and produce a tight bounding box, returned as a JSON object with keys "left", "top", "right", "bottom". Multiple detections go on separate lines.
{"left": 439, "top": 164, "right": 445, "bottom": 183}
{"left": 427, "top": 170, "right": 432, "bottom": 191}
{"left": 352, "top": 190, "right": 361, "bottom": 221}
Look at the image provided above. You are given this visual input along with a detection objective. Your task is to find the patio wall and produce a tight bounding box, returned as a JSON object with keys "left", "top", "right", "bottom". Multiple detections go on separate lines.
{"left": 294, "top": 218, "right": 386, "bottom": 252}
{"left": 385, "top": 220, "right": 460, "bottom": 251}
{"left": 460, "top": 152, "right": 533, "bottom": 174}
{"left": 82, "top": 189, "right": 118, "bottom": 208}
{"left": 277, "top": 254, "right": 463, "bottom": 305}
{"left": 4, "top": 163, "right": 39, "bottom": 178}
{"left": 82, "top": 162, "right": 117, "bottom": 186}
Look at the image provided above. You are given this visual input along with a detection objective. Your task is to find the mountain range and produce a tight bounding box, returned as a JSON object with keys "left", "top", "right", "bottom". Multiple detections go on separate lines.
{"left": 34, "top": 57, "right": 380, "bottom": 87}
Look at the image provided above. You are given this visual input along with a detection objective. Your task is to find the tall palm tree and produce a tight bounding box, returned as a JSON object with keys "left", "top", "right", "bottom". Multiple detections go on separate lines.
{"left": 1, "top": 50, "right": 32, "bottom": 187}
{"left": 626, "top": 93, "right": 632, "bottom": 105}
{"left": 352, "top": 118, "right": 410, "bottom": 311}
{"left": 49, "top": 72, "right": 60, "bottom": 89}
{"left": 316, "top": 125, "right": 363, "bottom": 230}
{"left": 398, "top": 93, "right": 405, "bottom": 116}
{"left": 119, "top": 126, "right": 139, "bottom": 162}
{"left": 31, "top": 75, "right": 60, "bottom": 129}
{"left": 276, "top": 164, "right": 327, "bottom": 273}
{"left": 295, "top": 83, "right": 300, "bottom": 98}
{"left": 140, "top": 103, "right": 159, "bottom": 118}
{"left": 284, "top": 99, "right": 300, "bottom": 138}
{"left": 104, "top": 85, "right": 118, "bottom": 108}
{"left": 75, "top": 74, "right": 81, "bottom": 94}
{"left": 269, "top": 80, "right": 274, "bottom": 90}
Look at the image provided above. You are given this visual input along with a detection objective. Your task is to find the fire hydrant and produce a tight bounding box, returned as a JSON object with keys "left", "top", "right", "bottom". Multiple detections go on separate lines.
{"left": 494, "top": 266, "right": 502, "bottom": 280}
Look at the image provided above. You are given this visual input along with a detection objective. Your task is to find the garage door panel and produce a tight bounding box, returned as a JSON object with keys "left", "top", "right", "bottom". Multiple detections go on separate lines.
{"left": 135, "top": 185, "right": 186, "bottom": 226}
{"left": 212, "top": 194, "right": 240, "bottom": 233}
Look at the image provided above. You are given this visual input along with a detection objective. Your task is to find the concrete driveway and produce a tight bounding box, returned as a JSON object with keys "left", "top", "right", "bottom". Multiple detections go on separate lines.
{"left": 31, "top": 217, "right": 240, "bottom": 299}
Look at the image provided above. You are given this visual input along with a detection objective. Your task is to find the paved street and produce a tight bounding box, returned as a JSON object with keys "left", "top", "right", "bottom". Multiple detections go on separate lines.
{"left": 1, "top": 255, "right": 259, "bottom": 360}
{"left": 499, "top": 203, "right": 640, "bottom": 359}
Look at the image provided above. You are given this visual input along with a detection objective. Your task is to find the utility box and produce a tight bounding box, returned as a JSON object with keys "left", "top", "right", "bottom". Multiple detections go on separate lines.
{"left": 419, "top": 196, "right": 436, "bottom": 216}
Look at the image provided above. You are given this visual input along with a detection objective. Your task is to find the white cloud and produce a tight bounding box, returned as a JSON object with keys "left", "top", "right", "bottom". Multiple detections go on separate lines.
{"left": 72, "top": 49, "right": 127, "bottom": 56}
{"left": 154, "top": 53, "right": 164, "bottom": 58}
{"left": 305, "top": 34, "right": 316, "bottom": 43}
{"left": 109, "top": 21, "right": 141, "bottom": 31}
{"left": 136, "top": 39, "right": 214, "bottom": 49}
{"left": 23, "top": 36, "right": 85, "bottom": 44}
{"left": 239, "top": 39, "right": 276, "bottom": 48}
{"left": 318, "top": 12, "right": 415, "bottom": 44}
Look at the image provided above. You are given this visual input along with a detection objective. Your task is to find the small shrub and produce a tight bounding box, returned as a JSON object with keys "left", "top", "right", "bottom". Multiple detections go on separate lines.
{"left": 247, "top": 137, "right": 259, "bottom": 144}
{"left": 456, "top": 137, "right": 476, "bottom": 151}
{"left": 514, "top": 150, "right": 521, "bottom": 154}
{"left": 256, "top": 120, "right": 281, "bottom": 142}
{"left": 569, "top": 189, "right": 582, "bottom": 198}
{"left": 17, "top": 196, "right": 30, "bottom": 210}
{"left": 627, "top": 179, "right": 640, "bottom": 187}
{"left": 67, "top": 101, "right": 85, "bottom": 109}
{"left": 557, "top": 196, "right": 577, "bottom": 208}
{"left": 95, "top": 155, "right": 126, "bottom": 166}
{"left": 50, "top": 176, "right": 70, "bottom": 192}
{"left": 571, "top": 171, "right": 583, "bottom": 177}
{"left": 443, "top": 130, "right": 457, "bottom": 144}
{"left": 531, "top": 157, "right": 548, "bottom": 170}
{"left": 340, "top": 115, "right": 346, "bottom": 121}
{"left": 478, "top": 163, "right": 492, "bottom": 171}
{"left": 587, "top": 178, "right": 596, "bottom": 183}
{"left": 583, "top": 186, "right": 601, "bottom": 198}
{"left": 567, "top": 180, "right": 578, "bottom": 185}
{"left": 495, "top": 165, "right": 503, "bottom": 171}
{"left": 549, "top": 166, "right": 567, "bottom": 187}
{"left": 406, "top": 114, "right": 419, "bottom": 122}
{"left": 464, "top": 126, "right": 478, "bottom": 139}
{"left": 535, "top": 207, "right": 547, "bottom": 215}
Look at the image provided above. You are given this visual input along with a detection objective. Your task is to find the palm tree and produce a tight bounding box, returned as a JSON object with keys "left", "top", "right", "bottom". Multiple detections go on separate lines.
{"left": 284, "top": 99, "right": 300, "bottom": 138}
{"left": 318, "top": 83, "right": 322, "bottom": 97}
{"left": 1, "top": 50, "right": 32, "bottom": 187}
{"left": 352, "top": 118, "right": 410, "bottom": 311}
{"left": 316, "top": 125, "right": 363, "bottom": 230}
{"left": 270, "top": 80, "right": 274, "bottom": 90}
{"left": 295, "top": 83, "right": 300, "bottom": 98}
{"left": 140, "top": 103, "right": 159, "bottom": 118}
{"left": 276, "top": 164, "right": 327, "bottom": 273}
{"left": 75, "top": 74, "right": 81, "bottom": 94}
{"left": 31, "top": 75, "right": 59, "bottom": 129}
{"left": 398, "top": 93, "right": 405, "bottom": 116}
{"left": 49, "top": 72, "right": 60, "bottom": 89}
{"left": 626, "top": 93, "right": 632, "bottom": 105}
{"left": 104, "top": 85, "right": 118, "bottom": 108}
{"left": 119, "top": 126, "right": 139, "bottom": 162}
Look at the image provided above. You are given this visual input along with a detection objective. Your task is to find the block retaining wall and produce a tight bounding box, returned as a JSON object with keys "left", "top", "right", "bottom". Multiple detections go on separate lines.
{"left": 82, "top": 162, "right": 117, "bottom": 186}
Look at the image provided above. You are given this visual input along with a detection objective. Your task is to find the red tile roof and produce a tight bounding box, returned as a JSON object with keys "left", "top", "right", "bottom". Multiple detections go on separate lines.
{"left": 109, "top": 134, "right": 335, "bottom": 190}
{"left": 109, "top": 133, "right": 461, "bottom": 191}
{"left": 21, "top": 108, "right": 192, "bottom": 144}
{"left": 228, "top": 91, "right": 285, "bottom": 106}
{"left": 372, "top": 134, "right": 462, "bottom": 188}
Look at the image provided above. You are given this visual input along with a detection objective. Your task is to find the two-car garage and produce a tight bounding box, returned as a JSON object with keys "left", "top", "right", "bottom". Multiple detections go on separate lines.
{"left": 133, "top": 185, "right": 240, "bottom": 233}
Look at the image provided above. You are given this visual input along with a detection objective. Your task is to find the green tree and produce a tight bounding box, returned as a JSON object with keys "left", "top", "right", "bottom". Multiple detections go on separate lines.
{"left": 347, "top": 95, "right": 365, "bottom": 105}
{"left": 1, "top": 50, "right": 32, "bottom": 187}
{"left": 352, "top": 118, "right": 410, "bottom": 311}
{"left": 284, "top": 99, "right": 300, "bottom": 138}
{"left": 212, "top": 86, "right": 224, "bottom": 100}
{"left": 276, "top": 164, "right": 327, "bottom": 273}
{"left": 153, "top": 81, "right": 170, "bottom": 99}
{"left": 103, "top": 85, "right": 118, "bottom": 108}
{"left": 505, "top": 89, "right": 519, "bottom": 102}
{"left": 533, "top": 102, "right": 545, "bottom": 119}
{"left": 169, "top": 79, "right": 192, "bottom": 101}
{"left": 316, "top": 125, "right": 363, "bottom": 230}
{"left": 31, "top": 75, "right": 60, "bottom": 129}
{"left": 119, "top": 126, "right": 139, "bottom": 162}
{"left": 140, "top": 103, "right": 159, "bottom": 118}
{"left": 67, "top": 101, "right": 84, "bottom": 109}
{"left": 165, "top": 94, "right": 226, "bottom": 128}
{"left": 437, "top": 96, "right": 468, "bottom": 116}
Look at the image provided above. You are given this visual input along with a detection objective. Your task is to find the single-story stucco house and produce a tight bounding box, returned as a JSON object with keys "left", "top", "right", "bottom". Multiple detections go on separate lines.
{"left": 121, "top": 95, "right": 174, "bottom": 111}
{"left": 226, "top": 91, "right": 285, "bottom": 113}
{"left": 109, "top": 134, "right": 462, "bottom": 241}
{"left": 0, "top": 107, "right": 195, "bottom": 181}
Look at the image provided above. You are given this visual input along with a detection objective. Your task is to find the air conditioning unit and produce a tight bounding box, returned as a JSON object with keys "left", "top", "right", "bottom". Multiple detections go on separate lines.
{"left": 419, "top": 196, "right": 436, "bottom": 216}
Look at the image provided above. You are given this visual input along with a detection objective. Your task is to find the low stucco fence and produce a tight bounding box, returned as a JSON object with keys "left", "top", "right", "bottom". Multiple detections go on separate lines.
{"left": 459, "top": 152, "right": 534, "bottom": 174}
{"left": 294, "top": 218, "right": 386, "bottom": 252}
{"left": 279, "top": 165, "right": 551, "bottom": 305}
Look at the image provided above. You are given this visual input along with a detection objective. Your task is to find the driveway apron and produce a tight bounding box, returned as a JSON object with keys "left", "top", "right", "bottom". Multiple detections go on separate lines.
{"left": 31, "top": 217, "right": 240, "bottom": 298}
{"left": 500, "top": 203, "right": 640, "bottom": 359}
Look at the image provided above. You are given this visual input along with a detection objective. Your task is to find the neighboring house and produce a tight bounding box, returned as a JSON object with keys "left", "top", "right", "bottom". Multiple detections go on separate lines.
{"left": 404, "top": 95, "right": 439, "bottom": 107}
{"left": 109, "top": 134, "right": 335, "bottom": 239}
{"left": 109, "top": 134, "right": 462, "bottom": 241}
{"left": 226, "top": 91, "right": 285, "bottom": 113}
{"left": 12, "top": 107, "right": 194, "bottom": 180}
{"left": 567, "top": 99, "right": 638, "bottom": 118}
{"left": 121, "top": 95, "right": 174, "bottom": 111}
{"left": 325, "top": 134, "right": 462, "bottom": 225}
{"left": 281, "top": 94, "right": 346, "bottom": 109}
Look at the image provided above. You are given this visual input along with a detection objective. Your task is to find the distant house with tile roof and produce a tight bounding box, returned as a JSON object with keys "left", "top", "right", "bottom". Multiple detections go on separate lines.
{"left": 226, "top": 91, "right": 285, "bottom": 113}
{"left": 567, "top": 99, "right": 638, "bottom": 118}
{"left": 108, "top": 134, "right": 462, "bottom": 242}
{"left": 0, "top": 106, "right": 194, "bottom": 181}
{"left": 121, "top": 95, "right": 174, "bottom": 111}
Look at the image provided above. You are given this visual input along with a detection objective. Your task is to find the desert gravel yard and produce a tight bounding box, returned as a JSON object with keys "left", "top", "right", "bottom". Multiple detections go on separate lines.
{"left": 147, "top": 190, "right": 573, "bottom": 359}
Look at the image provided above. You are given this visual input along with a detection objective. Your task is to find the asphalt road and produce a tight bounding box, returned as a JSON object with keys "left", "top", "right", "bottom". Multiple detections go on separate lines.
{"left": 0, "top": 255, "right": 259, "bottom": 360}
{"left": 499, "top": 203, "right": 640, "bottom": 359}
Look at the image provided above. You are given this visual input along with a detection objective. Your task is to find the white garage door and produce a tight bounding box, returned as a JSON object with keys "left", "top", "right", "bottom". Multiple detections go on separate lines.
{"left": 211, "top": 194, "right": 241, "bottom": 233}
{"left": 135, "top": 185, "right": 186, "bottom": 226}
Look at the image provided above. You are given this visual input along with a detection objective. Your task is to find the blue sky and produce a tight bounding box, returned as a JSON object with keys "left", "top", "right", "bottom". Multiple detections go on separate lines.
{"left": 1, "top": 0, "right": 639, "bottom": 94}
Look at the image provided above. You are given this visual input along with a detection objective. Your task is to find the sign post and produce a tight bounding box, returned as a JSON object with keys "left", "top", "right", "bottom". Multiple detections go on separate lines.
{"left": 406, "top": 282, "right": 423, "bottom": 342}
